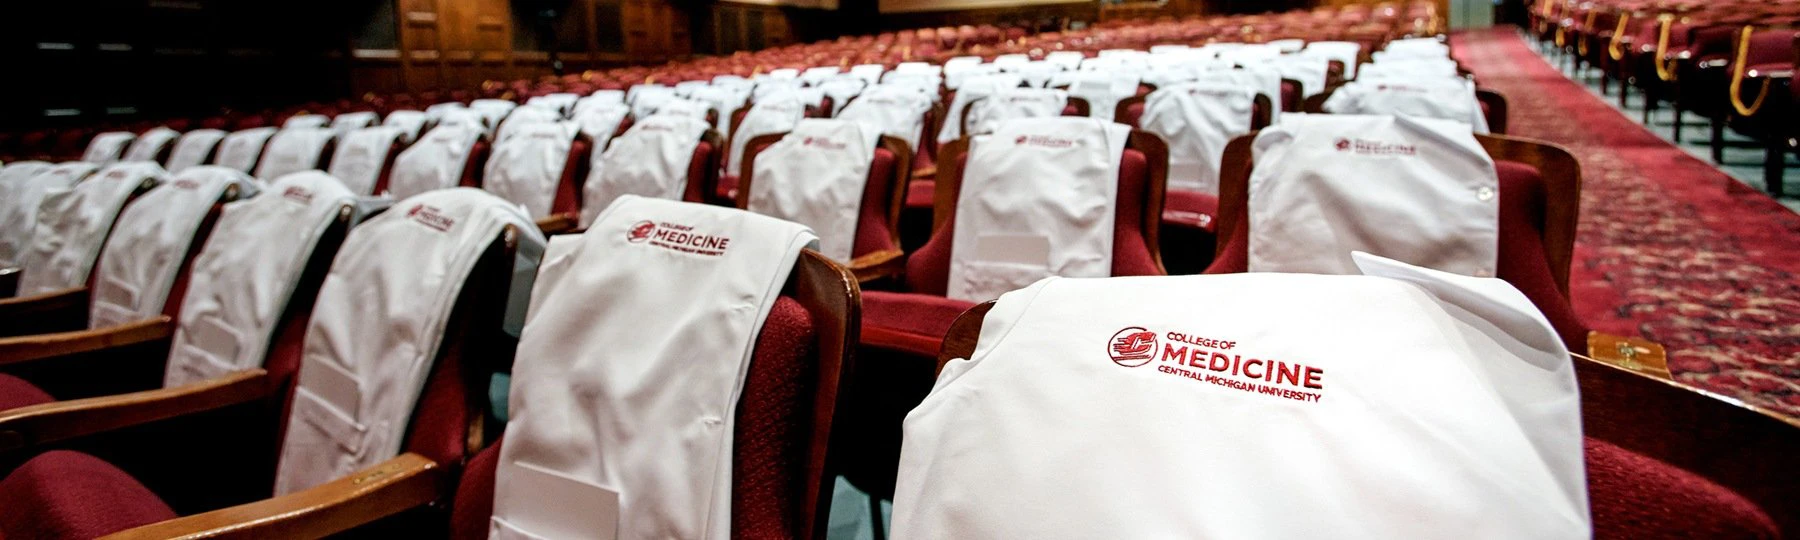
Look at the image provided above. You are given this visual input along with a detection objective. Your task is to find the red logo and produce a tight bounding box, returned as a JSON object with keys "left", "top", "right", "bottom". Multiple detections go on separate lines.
{"left": 1334, "top": 138, "right": 1352, "bottom": 151}
{"left": 1108, "top": 327, "right": 1158, "bottom": 367}
{"left": 627, "top": 220, "right": 656, "bottom": 243}
{"left": 407, "top": 204, "right": 456, "bottom": 232}
{"left": 1335, "top": 138, "right": 1417, "bottom": 156}
{"left": 282, "top": 186, "right": 314, "bottom": 204}
{"left": 1014, "top": 135, "right": 1029, "bottom": 144}
{"left": 173, "top": 179, "right": 203, "bottom": 189}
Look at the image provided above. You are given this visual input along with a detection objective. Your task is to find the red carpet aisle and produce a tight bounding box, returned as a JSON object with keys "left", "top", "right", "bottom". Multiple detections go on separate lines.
{"left": 1450, "top": 28, "right": 1800, "bottom": 416}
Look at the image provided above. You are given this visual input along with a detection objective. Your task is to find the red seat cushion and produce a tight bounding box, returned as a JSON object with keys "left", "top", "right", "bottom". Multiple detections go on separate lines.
{"left": 1120, "top": 101, "right": 1146, "bottom": 128}
{"left": 1585, "top": 438, "right": 1779, "bottom": 538}
{"left": 851, "top": 149, "right": 901, "bottom": 258}
{"left": 1162, "top": 189, "right": 1219, "bottom": 232}
{"left": 448, "top": 297, "right": 819, "bottom": 540}
{"left": 0, "top": 451, "right": 176, "bottom": 539}
{"left": 0, "top": 374, "right": 54, "bottom": 411}
{"left": 859, "top": 291, "right": 978, "bottom": 357}
{"left": 904, "top": 180, "right": 935, "bottom": 210}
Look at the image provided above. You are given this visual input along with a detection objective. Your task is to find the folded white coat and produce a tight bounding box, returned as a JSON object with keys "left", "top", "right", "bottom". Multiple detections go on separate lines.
{"left": 582, "top": 114, "right": 711, "bottom": 227}
{"left": 726, "top": 91, "right": 806, "bottom": 178}
{"left": 747, "top": 118, "right": 881, "bottom": 262}
{"left": 165, "top": 129, "right": 228, "bottom": 173}
{"left": 122, "top": 127, "right": 181, "bottom": 164}
{"left": 388, "top": 125, "right": 485, "bottom": 200}
{"left": 255, "top": 127, "right": 336, "bottom": 181}
{"left": 83, "top": 132, "right": 137, "bottom": 165}
{"left": 1248, "top": 114, "right": 1498, "bottom": 276}
{"left": 88, "top": 166, "right": 257, "bottom": 329}
{"left": 328, "top": 126, "right": 408, "bottom": 196}
{"left": 0, "top": 162, "right": 84, "bottom": 267}
{"left": 948, "top": 117, "right": 1129, "bottom": 302}
{"left": 486, "top": 121, "right": 580, "bottom": 219}
{"left": 1138, "top": 81, "right": 1257, "bottom": 195}
{"left": 275, "top": 188, "right": 544, "bottom": 495}
{"left": 492, "top": 196, "right": 815, "bottom": 540}
{"left": 965, "top": 88, "right": 1068, "bottom": 136}
{"left": 164, "top": 171, "right": 366, "bottom": 388}
{"left": 17, "top": 162, "right": 164, "bottom": 296}
{"left": 892, "top": 254, "right": 1588, "bottom": 539}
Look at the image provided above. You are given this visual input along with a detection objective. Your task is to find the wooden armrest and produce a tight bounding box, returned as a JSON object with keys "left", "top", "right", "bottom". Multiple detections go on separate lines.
{"left": 848, "top": 249, "right": 906, "bottom": 284}
{"left": 0, "top": 369, "right": 269, "bottom": 453}
{"left": 0, "top": 287, "right": 90, "bottom": 337}
{"left": 536, "top": 212, "right": 580, "bottom": 235}
{"left": 0, "top": 316, "right": 174, "bottom": 367}
{"left": 101, "top": 453, "right": 442, "bottom": 540}
{"left": 1585, "top": 331, "right": 1671, "bottom": 380}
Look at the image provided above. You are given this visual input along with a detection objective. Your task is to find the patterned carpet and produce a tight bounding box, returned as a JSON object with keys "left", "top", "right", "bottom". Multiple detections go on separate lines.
{"left": 1449, "top": 29, "right": 1800, "bottom": 417}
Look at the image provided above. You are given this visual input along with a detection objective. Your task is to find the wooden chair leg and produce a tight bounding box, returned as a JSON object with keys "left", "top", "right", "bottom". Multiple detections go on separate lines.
{"left": 869, "top": 496, "right": 887, "bottom": 540}
{"left": 1767, "top": 141, "right": 1788, "bottom": 198}
{"left": 1711, "top": 116, "right": 1726, "bottom": 164}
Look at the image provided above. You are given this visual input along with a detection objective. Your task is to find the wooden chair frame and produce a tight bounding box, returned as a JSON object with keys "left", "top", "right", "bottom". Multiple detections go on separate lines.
{"left": 958, "top": 95, "right": 1092, "bottom": 136}
{"left": 736, "top": 132, "right": 915, "bottom": 284}
{"left": 103, "top": 248, "right": 860, "bottom": 540}
{"left": 934, "top": 129, "right": 1169, "bottom": 274}
{"left": 96, "top": 224, "right": 533, "bottom": 539}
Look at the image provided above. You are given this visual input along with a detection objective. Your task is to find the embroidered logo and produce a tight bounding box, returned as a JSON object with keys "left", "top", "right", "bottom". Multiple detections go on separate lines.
{"left": 1015, "top": 134, "right": 1075, "bottom": 148}
{"left": 1334, "top": 138, "right": 1417, "bottom": 156}
{"left": 628, "top": 220, "right": 731, "bottom": 256}
{"left": 627, "top": 220, "right": 656, "bottom": 243}
{"left": 172, "top": 179, "right": 203, "bottom": 189}
{"left": 1108, "top": 327, "right": 1158, "bottom": 367}
{"left": 406, "top": 204, "right": 456, "bottom": 232}
{"left": 802, "top": 136, "right": 847, "bottom": 150}
{"left": 1111, "top": 326, "right": 1325, "bottom": 403}
{"left": 282, "top": 186, "right": 314, "bottom": 204}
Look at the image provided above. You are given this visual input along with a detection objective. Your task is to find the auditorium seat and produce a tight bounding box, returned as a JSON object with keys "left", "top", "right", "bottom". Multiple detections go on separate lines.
{"left": 481, "top": 122, "right": 594, "bottom": 234}
{"left": 735, "top": 130, "right": 913, "bottom": 282}
{"left": 841, "top": 124, "right": 1167, "bottom": 513}
{"left": 0, "top": 164, "right": 162, "bottom": 336}
{"left": 927, "top": 295, "right": 1792, "bottom": 540}
{"left": 0, "top": 191, "right": 536, "bottom": 539}
{"left": 0, "top": 173, "right": 359, "bottom": 457}
{"left": 446, "top": 247, "right": 856, "bottom": 540}
{"left": 1724, "top": 26, "right": 1799, "bottom": 197}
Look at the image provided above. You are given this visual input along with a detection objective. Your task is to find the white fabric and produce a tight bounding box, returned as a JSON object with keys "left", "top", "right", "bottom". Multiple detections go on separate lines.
{"left": 816, "top": 77, "right": 868, "bottom": 115}
{"left": 492, "top": 196, "right": 814, "bottom": 540}
{"left": 1139, "top": 81, "right": 1256, "bottom": 194}
{"left": 1359, "top": 57, "right": 1460, "bottom": 80}
{"left": 1016, "top": 61, "right": 1063, "bottom": 88}
{"left": 630, "top": 85, "right": 678, "bottom": 120}
{"left": 17, "top": 163, "right": 164, "bottom": 296}
{"left": 937, "top": 73, "right": 1023, "bottom": 143}
{"left": 801, "top": 66, "right": 842, "bottom": 84}
{"left": 1322, "top": 79, "right": 1490, "bottom": 133}
{"left": 582, "top": 114, "right": 711, "bottom": 227}
{"left": 1268, "top": 38, "right": 1306, "bottom": 53}
{"left": 1303, "top": 41, "right": 1363, "bottom": 79}
{"left": 437, "top": 108, "right": 490, "bottom": 133}
{"left": 328, "top": 127, "right": 408, "bottom": 196}
{"left": 1248, "top": 114, "right": 1498, "bottom": 277}
{"left": 426, "top": 102, "right": 468, "bottom": 124}
{"left": 123, "top": 127, "right": 181, "bottom": 163}
{"left": 947, "top": 118, "right": 1130, "bottom": 302}
{"left": 892, "top": 258, "right": 1588, "bottom": 539}
{"left": 726, "top": 93, "right": 806, "bottom": 177}
{"left": 83, "top": 132, "right": 136, "bottom": 164}
{"left": 331, "top": 112, "right": 380, "bottom": 138}
{"left": 992, "top": 54, "right": 1031, "bottom": 71}
{"left": 166, "top": 129, "right": 227, "bottom": 173}
{"left": 576, "top": 92, "right": 628, "bottom": 119}
{"left": 275, "top": 188, "right": 543, "bottom": 495}
{"left": 529, "top": 93, "right": 581, "bottom": 117}
{"left": 1062, "top": 71, "right": 1139, "bottom": 122}
{"left": 284, "top": 115, "right": 331, "bottom": 130}
{"left": 747, "top": 119, "right": 880, "bottom": 262}
{"left": 654, "top": 98, "right": 713, "bottom": 120}
{"left": 837, "top": 85, "right": 933, "bottom": 154}
{"left": 850, "top": 64, "right": 886, "bottom": 85}
{"left": 383, "top": 110, "right": 429, "bottom": 142}
{"left": 214, "top": 127, "right": 279, "bottom": 174}
{"left": 472, "top": 99, "right": 521, "bottom": 131}
{"left": 256, "top": 128, "right": 336, "bottom": 181}
{"left": 1382, "top": 37, "right": 1451, "bottom": 58}
{"left": 574, "top": 102, "right": 632, "bottom": 149}
{"left": 1272, "top": 54, "right": 1331, "bottom": 98}
{"left": 1044, "top": 51, "right": 1086, "bottom": 70}
{"left": 965, "top": 88, "right": 1067, "bottom": 136}
{"left": 388, "top": 126, "right": 485, "bottom": 200}
{"left": 0, "top": 162, "right": 79, "bottom": 267}
{"left": 752, "top": 80, "right": 803, "bottom": 103}
{"left": 687, "top": 86, "right": 747, "bottom": 134}
{"left": 485, "top": 121, "right": 579, "bottom": 219}
{"left": 767, "top": 68, "right": 801, "bottom": 80}
{"left": 164, "top": 171, "right": 361, "bottom": 388}
{"left": 498, "top": 105, "right": 566, "bottom": 142}
{"left": 89, "top": 166, "right": 254, "bottom": 329}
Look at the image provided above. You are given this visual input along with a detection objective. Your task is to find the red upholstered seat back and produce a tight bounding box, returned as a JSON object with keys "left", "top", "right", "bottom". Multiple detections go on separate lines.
{"left": 367, "top": 139, "right": 410, "bottom": 197}
{"left": 683, "top": 141, "right": 718, "bottom": 204}
{"left": 853, "top": 148, "right": 900, "bottom": 258}
{"left": 158, "top": 204, "right": 226, "bottom": 325}
{"left": 399, "top": 234, "right": 520, "bottom": 475}
{"left": 903, "top": 148, "right": 1161, "bottom": 295}
{"left": 1120, "top": 101, "right": 1146, "bottom": 128}
{"left": 549, "top": 137, "right": 595, "bottom": 216}
{"left": 1584, "top": 438, "right": 1779, "bottom": 538}
{"left": 458, "top": 139, "right": 492, "bottom": 189}
{"left": 1202, "top": 160, "right": 1589, "bottom": 350}
{"left": 447, "top": 296, "right": 821, "bottom": 540}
